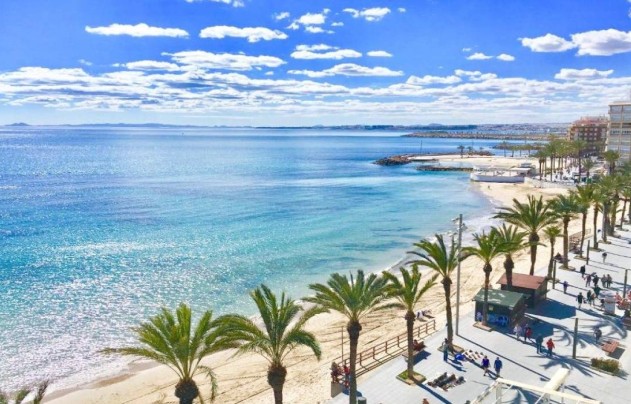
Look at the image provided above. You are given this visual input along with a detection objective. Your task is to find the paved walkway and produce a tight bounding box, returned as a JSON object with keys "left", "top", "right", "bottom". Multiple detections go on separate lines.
{"left": 330, "top": 227, "right": 631, "bottom": 404}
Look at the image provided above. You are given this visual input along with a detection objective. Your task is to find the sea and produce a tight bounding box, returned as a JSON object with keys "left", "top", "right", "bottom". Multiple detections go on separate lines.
{"left": 0, "top": 127, "right": 508, "bottom": 392}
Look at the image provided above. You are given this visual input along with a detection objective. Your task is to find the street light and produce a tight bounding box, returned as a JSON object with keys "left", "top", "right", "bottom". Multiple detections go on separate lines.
{"left": 456, "top": 214, "right": 463, "bottom": 336}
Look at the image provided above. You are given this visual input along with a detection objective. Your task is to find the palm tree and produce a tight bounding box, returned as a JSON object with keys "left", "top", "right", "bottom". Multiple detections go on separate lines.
{"left": 462, "top": 230, "right": 504, "bottom": 325}
{"left": 305, "top": 270, "right": 392, "bottom": 404}
{"left": 621, "top": 183, "right": 631, "bottom": 227}
{"left": 495, "top": 195, "right": 557, "bottom": 275}
{"left": 0, "top": 382, "right": 48, "bottom": 404}
{"left": 457, "top": 145, "right": 465, "bottom": 158}
{"left": 573, "top": 185, "right": 594, "bottom": 256}
{"left": 102, "top": 303, "right": 234, "bottom": 404}
{"left": 591, "top": 186, "right": 604, "bottom": 249}
{"left": 494, "top": 224, "right": 527, "bottom": 290}
{"left": 382, "top": 266, "right": 437, "bottom": 379}
{"left": 218, "top": 285, "right": 322, "bottom": 404}
{"left": 549, "top": 194, "right": 580, "bottom": 269}
{"left": 409, "top": 235, "right": 462, "bottom": 349}
{"left": 603, "top": 150, "right": 621, "bottom": 175}
{"left": 543, "top": 226, "right": 562, "bottom": 279}
{"left": 583, "top": 159, "right": 595, "bottom": 181}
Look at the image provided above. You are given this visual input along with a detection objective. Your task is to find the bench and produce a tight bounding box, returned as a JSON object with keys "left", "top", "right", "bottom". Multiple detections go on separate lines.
{"left": 402, "top": 346, "right": 426, "bottom": 362}
{"left": 622, "top": 317, "right": 631, "bottom": 330}
{"left": 602, "top": 340, "right": 620, "bottom": 355}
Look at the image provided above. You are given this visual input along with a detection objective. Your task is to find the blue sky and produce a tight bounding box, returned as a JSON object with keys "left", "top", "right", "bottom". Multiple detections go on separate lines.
{"left": 1, "top": 0, "right": 631, "bottom": 125}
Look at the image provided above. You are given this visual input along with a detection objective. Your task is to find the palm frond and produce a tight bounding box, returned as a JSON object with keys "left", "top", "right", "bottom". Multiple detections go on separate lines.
{"left": 196, "top": 365, "right": 218, "bottom": 403}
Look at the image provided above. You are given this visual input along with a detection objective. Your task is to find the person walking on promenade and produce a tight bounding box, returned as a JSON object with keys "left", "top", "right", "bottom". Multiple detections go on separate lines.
{"left": 482, "top": 355, "right": 490, "bottom": 376}
{"left": 442, "top": 339, "right": 449, "bottom": 362}
{"left": 594, "top": 326, "right": 602, "bottom": 341}
{"left": 546, "top": 338, "right": 555, "bottom": 357}
{"left": 525, "top": 325, "right": 533, "bottom": 342}
{"left": 577, "top": 292, "right": 584, "bottom": 309}
{"left": 513, "top": 323, "right": 522, "bottom": 341}
{"left": 602, "top": 276, "right": 607, "bottom": 288}
{"left": 586, "top": 290, "right": 593, "bottom": 306}
{"left": 535, "top": 334, "right": 544, "bottom": 354}
{"left": 580, "top": 265, "right": 586, "bottom": 279}
{"left": 593, "top": 274, "right": 599, "bottom": 288}
{"left": 585, "top": 274, "right": 592, "bottom": 287}
{"left": 494, "top": 357, "right": 503, "bottom": 377}
{"left": 602, "top": 252, "right": 608, "bottom": 263}
{"left": 608, "top": 274, "right": 613, "bottom": 288}
{"left": 563, "top": 280, "right": 569, "bottom": 294}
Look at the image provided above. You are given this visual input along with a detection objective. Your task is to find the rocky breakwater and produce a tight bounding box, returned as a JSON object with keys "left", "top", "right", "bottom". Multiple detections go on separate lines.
{"left": 374, "top": 155, "right": 413, "bottom": 166}
{"left": 415, "top": 165, "right": 473, "bottom": 172}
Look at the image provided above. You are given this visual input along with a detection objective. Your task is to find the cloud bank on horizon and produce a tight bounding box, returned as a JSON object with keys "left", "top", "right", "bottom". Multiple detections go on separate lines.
{"left": 1, "top": 0, "right": 631, "bottom": 125}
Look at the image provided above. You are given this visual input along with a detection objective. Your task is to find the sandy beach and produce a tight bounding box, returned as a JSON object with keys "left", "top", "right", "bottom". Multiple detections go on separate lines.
{"left": 47, "top": 155, "right": 582, "bottom": 404}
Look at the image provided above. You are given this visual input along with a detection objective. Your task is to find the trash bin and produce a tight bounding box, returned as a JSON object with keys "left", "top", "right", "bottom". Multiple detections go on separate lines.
{"left": 357, "top": 397, "right": 367, "bottom": 404}
{"left": 602, "top": 290, "right": 616, "bottom": 315}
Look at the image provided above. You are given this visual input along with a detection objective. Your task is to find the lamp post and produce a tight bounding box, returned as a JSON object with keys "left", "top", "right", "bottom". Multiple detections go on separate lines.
{"left": 624, "top": 269, "right": 629, "bottom": 297}
{"left": 586, "top": 240, "right": 590, "bottom": 265}
{"left": 456, "top": 214, "right": 463, "bottom": 336}
{"left": 553, "top": 260, "right": 558, "bottom": 289}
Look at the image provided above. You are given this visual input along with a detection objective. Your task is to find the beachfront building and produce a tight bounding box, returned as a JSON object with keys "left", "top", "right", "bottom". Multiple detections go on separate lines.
{"left": 566, "top": 116, "right": 607, "bottom": 156}
{"left": 608, "top": 101, "right": 631, "bottom": 161}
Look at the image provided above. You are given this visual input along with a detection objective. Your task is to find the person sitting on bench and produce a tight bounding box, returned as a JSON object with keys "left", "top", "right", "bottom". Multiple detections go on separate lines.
{"left": 413, "top": 339, "right": 425, "bottom": 352}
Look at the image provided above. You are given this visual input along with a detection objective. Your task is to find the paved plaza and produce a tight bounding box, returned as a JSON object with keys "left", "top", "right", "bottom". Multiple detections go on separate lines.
{"left": 330, "top": 227, "right": 631, "bottom": 404}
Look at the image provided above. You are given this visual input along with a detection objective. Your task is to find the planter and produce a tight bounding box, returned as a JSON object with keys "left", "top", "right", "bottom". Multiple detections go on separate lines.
{"left": 396, "top": 370, "right": 426, "bottom": 385}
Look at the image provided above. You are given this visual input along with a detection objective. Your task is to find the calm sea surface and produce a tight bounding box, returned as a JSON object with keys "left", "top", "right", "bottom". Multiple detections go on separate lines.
{"left": 0, "top": 127, "right": 501, "bottom": 390}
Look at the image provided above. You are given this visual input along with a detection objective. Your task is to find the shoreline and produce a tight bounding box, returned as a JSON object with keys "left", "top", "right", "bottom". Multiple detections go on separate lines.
{"left": 47, "top": 156, "right": 573, "bottom": 404}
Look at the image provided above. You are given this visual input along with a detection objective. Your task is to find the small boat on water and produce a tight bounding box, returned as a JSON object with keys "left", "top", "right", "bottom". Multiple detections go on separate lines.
{"left": 470, "top": 167, "right": 529, "bottom": 183}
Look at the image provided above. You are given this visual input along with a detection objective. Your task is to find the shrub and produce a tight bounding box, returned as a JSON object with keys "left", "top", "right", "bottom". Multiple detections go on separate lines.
{"left": 591, "top": 357, "right": 620, "bottom": 374}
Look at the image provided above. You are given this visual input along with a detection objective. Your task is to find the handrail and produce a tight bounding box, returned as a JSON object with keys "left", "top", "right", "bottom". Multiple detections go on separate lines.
{"left": 333, "top": 318, "right": 437, "bottom": 375}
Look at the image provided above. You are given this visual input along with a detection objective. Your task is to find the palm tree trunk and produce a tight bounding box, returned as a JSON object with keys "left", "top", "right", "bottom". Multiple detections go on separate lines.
{"left": 482, "top": 265, "right": 492, "bottom": 325}
{"left": 529, "top": 233, "right": 538, "bottom": 275}
{"left": 175, "top": 379, "right": 199, "bottom": 404}
{"left": 621, "top": 199, "right": 628, "bottom": 227}
{"left": 547, "top": 240, "right": 555, "bottom": 279}
{"left": 562, "top": 218, "right": 569, "bottom": 269}
{"left": 347, "top": 322, "right": 362, "bottom": 404}
{"left": 443, "top": 278, "right": 454, "bottom": 346}
{"left": 267, "top": 366, "right": 287, "bottom": 404}
{"left": 610, "top": 200, "right": 618, "bottom": 234}
{"left": 405, "top": 311, "right": 415, "bottom": 378}
{"left": 602, "top": 203, "right": 609, "bottom": 242}
{"left": 579, "top": 212, "right": 587, "bottom": 257}
{"left": 504, "top": 255, "right": 514, "bottom": 290}
{"left": 593, "top": 205, "right": 599, "bottom": 249}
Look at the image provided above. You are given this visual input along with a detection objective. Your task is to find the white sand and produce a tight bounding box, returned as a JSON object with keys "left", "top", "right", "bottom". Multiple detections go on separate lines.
{"left": 48, "top": 158, "right": 582, "bottom": 404}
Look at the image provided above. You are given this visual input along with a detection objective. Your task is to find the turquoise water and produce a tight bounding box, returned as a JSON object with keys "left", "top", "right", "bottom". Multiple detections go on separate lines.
{"left": 0, "top": 128, "right": 496, "bottom": 390}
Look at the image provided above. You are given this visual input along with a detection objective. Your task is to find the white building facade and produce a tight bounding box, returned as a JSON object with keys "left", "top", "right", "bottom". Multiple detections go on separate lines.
{"left": 608, "top": 101, "right": 631, "bottom": 161}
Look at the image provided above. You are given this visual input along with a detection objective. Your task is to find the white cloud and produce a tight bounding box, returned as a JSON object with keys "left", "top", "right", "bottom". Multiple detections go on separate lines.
{"left": 466, "top": 52, "right": 493, "bottom": 60}
{"left": 289, "top": 63, "right": 403, "bottom": 78}
{"left": 291, "top": 45, "right": 361, "bottom": 60}
{"left": 554, "top": 68, "right": 614, "bottom": 80}
{"left": 185, "top": 0, "right": 244, "bottom": 7}
{"left": 165, "top": 50, "right": 285, "bottom": 70}
{"left": 406, "top": 75, "right": 461, "bottom": 85}
{"left": 571, "top": 29, "right": 631, "bottom": 56}
{"left": 121, "top": 60, "right": 181, "bottom": 71}
{"left": 462, "top": 47, "right": 472, "bottom": 52}
{"left": 520, "top": 33, "right": 575, "bottom": 52}
{"left": 367, "top": 50, "right": 393, "bottom": 57}
{"left": 264, "top": 71, "right": 274, "bottom": 76}
{"left": 78, "top": 59, "right": 93, "bottom": 66}
{"left": 85, "top": 23, "right": 189, "bottom": 38}
{"left": 199, "top": 26, "right": 287, "bottom": 42}
{"left": 331, "top": 22, "right": 344, "bottom": 27}
{"left": 454, "top": 70, "right": 498, "bottom": 81}
{"left": 288, "top": 9, "right": 331, "bottom": 33}
{"left": 305, "top": 26, "right": 333, "bottom": 34}
{"left": 274, "top": 12, "right": 290, "bottom": 21}
{"left": 398, "top": 7, "right": 406, "bottom": 13}
{"left": 343, "top": 7, "right": 391, "bottom": 22}
{"left": 496, "top": 53, "right": 515, "bottom": 61}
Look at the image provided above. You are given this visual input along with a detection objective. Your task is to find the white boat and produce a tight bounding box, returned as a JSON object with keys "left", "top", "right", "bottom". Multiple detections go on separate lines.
{"left": 470, "top": 168, "right": 526, "bottom": 183}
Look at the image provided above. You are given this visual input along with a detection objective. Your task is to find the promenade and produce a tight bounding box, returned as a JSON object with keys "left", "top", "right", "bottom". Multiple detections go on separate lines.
{"left": 330, "top": 227, "right": 631, "bottom": 404}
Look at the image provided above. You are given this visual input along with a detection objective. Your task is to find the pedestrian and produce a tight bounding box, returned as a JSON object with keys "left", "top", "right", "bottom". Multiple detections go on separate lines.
{"left": 442, "top": 339, "right": 449, "bottom": 362}
{"left": 535, "top": 334, "right": 544, "bottom": 354}
{"left": 525, "top": 325, "right": 533, "bottom": 342}
{"left": 546, "top": 338, "right": 555, "bottom": 357}
{"left": 593, "top": 274, "right": 599, "bottom": 288}
{"left": 586, "top": 290, "right": 593, "bottom": 306}
{"left": 563, "top": 280, "right": 569, "bottom": 294}
{"left": 494, "top": 357, "right": 503, "bottom": 377}
{"left": 513, "top": 323, "right": 522, "bottom": 340}
{"left": 580, "top": 265, "right": 586, "bottom": 279}
{"left": 343, "top": 364, "right": 350, "bottom": 388}
{"left": 608, "top": 274, "right": 613, "bottom": 288}
{"left": 601, "top": 276, "right": 607, "bottom": 288}
{"left": 482, "top": 355, "right": 490, "bottom": 376}
{"left": 585, "top": 274, "right": 592, "bottom": 287}
{"left": 602, "top": 252, "right": 608, "bottom": 263}
{"left": 594, "top": 285, "right": 601, "bottom": 298}
{"left": 594, "top": 326, "right": 602, "bottom": 341}
{"left": 577, "top": 292, "right": 584, "bottom": 309}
